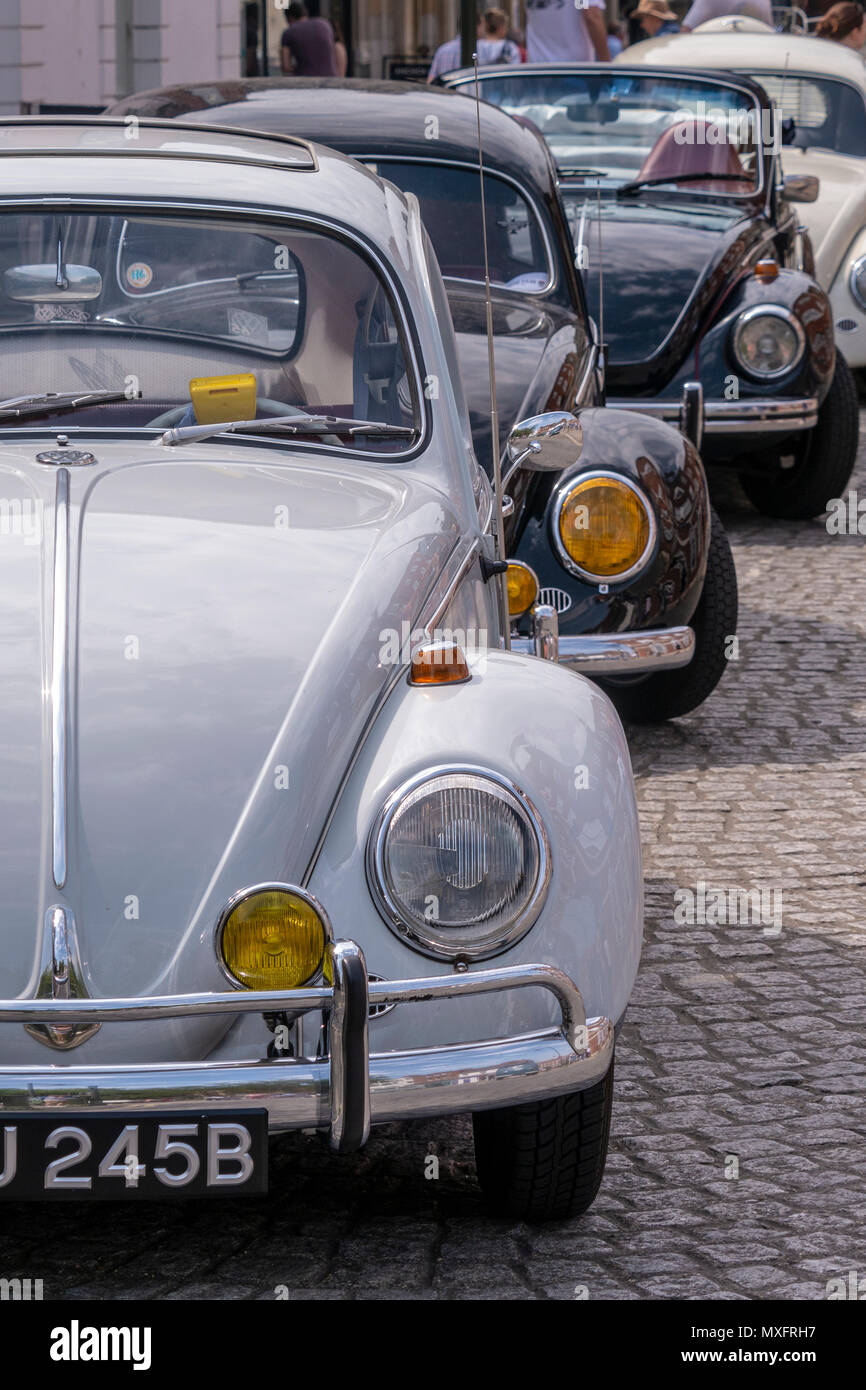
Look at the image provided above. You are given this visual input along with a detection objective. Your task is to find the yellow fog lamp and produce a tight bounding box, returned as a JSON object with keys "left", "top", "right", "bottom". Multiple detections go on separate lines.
{"left": 216, "top": 884, "right": 330, "bottom": 990}
{"left": 554, "top": 473, "right": 654, "bottom": 583}
{"left": 506, "top": 561, "right": 539, "bottom": 618}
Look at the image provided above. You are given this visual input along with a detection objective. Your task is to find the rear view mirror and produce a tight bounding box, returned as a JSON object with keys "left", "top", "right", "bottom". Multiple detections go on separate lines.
{"left": 782, "top": 173, "right": 819, "bottom": 203}
{"left": 781, "top": 117, "right": 797, "bottom": 146}
{"left": 506, "top": 411, "right": 584, "bottom": 474}
{"left": 4, "top": 263, "right": 103, "bottom": 301}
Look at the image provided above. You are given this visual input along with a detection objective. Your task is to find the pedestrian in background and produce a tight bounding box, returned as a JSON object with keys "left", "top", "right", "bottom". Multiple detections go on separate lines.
{"left": 525, "top": 0, "right": 610, "bottom": 63}
{"left": 633, "top": 0, "right": 681, "bottom": 36}
{"left": 607, "top": 20, "right": 627, "bottom": 55}
{"left": 427, "top": 8, "right": 521, "bottom": 84}
{"left": 331, "top": 19, "right": 348, "bottom": 77}
{"left": 816, "top": 2, "right": 866, "bottom": 45}
{"left": 280, "top": 2, "right": 338, "bottom": 77}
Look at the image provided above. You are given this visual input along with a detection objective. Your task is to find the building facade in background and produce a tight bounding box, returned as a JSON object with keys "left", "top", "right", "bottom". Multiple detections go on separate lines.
{"left": 0, "top": 1, "right": 622, "bottom": 111}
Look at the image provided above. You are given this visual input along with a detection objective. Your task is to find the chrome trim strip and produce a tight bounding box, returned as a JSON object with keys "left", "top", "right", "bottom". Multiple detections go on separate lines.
{"left": 512, "top": 624, "right": 695, "bottom": 673}
{"left": 575, "top": 340, "right": 600, "bottom": 409}
{"left": 0, "top": 1020, "right": 614, "bottom": 1127}
{"left": 24, "top": 906, "right": 101, "bottom": 1051}
{"left": 610, "top": 396, "right": 819, "bottom": 433}
{"left": 550, "top": 468, "right": 657, "bottom": 585}
{"left": 366, "top": 765, "right": 552, "bottom": 962}
{"left": 51, "top": 468, "right": 69, "bottom": 890}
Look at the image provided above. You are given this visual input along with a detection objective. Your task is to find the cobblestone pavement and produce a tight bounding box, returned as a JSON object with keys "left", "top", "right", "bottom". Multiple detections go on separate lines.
{"left": 2, "top": 435, "right": 864, "bottom": 1303}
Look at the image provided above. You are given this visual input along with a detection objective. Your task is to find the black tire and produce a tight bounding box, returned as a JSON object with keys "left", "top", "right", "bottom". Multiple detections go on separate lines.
{"left": 738, "top": 354, "right": 859, "bottom": 520}
{"left": 606, "top": 504, "right": 738, "bottom": 723}
{"left": 473, "top": 1058, "right": 614, "bottom": 1222}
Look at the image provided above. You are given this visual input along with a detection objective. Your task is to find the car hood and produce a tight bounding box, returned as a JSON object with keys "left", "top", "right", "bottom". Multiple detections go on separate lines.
{"left": 779, "top": 148, "right": 866, "bottom": 289}
{"left": 0, "top": 439, "right": 460, "bottom": 1059}
{"left": 561, "top": 193, "right": 752, "bottom": 384}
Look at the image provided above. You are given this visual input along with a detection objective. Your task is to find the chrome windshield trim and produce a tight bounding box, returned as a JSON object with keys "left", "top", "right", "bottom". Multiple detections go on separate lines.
{"left": 50, "top": 468, "right": 69, "bottom": 890}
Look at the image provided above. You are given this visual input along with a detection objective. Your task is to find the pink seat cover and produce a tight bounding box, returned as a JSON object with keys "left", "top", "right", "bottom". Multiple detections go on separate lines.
{"left": 635, "top": 120, "right": 753, "bottom": 193}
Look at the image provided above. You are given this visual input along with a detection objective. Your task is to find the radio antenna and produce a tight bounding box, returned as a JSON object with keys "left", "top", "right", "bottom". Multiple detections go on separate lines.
{"left": 473, "top": 52, "right": 510, "bottom": 648}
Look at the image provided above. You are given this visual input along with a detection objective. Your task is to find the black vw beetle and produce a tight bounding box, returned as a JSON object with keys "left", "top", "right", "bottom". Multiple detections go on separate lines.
{"left": 443, "top": 64, "right": 858, "bottom": 521}
{"left": 106, "top": 77, "right": 737, "bottom": 722}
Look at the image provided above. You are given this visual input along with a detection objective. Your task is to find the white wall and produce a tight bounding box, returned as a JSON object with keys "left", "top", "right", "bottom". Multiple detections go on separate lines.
{"left": 0, "top": 0, "right": 241, "bottom": 113}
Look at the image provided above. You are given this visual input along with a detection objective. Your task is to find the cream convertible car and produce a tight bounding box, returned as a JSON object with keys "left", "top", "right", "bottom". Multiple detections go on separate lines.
{"left": 0, "top": 119, "right": 644, "bottom": 1219}
{"left": 625, "top": 22, "right": 866, "bottom": 373}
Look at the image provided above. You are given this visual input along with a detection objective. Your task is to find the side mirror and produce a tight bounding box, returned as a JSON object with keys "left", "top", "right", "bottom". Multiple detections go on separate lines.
{"left": 505, "top": 411, "right": 584, "bottom": 476}
{"left": 782, "top": 173, "right": 819, "bottom": 204}
{"left": 4, "top": 263, "right": 103, "bottom": 301}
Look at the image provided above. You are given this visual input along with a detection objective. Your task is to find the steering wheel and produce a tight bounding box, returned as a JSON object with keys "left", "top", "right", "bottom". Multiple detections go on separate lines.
{"left": 146, "top": 398, "right": 310, "bottom": 428}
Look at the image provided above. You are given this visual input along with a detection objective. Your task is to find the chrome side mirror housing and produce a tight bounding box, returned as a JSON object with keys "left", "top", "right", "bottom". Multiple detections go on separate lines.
{"left": 782, "top": 174, "right": 819, "bottom": 204}
{"left": 505, "top": 411, "right": 584, "bottom": 475}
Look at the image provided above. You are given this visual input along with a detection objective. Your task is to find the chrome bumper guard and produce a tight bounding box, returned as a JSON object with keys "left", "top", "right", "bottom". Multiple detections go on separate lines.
{"left": 611, "top": 391, "right": 819, "bottom": 436}
{"left": 0, "top": 943, "right": 613, "bottom": 1155}
{"left": 512, "top": 603, "right": 695, "bottom": 674}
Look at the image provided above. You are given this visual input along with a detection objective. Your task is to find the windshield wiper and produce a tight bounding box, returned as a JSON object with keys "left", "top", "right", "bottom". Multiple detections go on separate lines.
{"left": 158, "top": 414, "right": 418, "bottom": 447}
{"left": 0, "top": 389, "right": 131, "bottom": 421}
{"left": 617, "top": 173, "right": 751, "bottom": 197}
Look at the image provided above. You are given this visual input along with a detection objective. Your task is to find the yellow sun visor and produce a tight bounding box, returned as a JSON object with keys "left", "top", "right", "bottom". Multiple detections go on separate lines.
{"left": 189, "top": 373, "right": 257, "bottom": 425}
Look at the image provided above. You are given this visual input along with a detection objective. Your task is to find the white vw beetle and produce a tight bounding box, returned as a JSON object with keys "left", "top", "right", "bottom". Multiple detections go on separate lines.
{"left": 0, "top": 118, "right": 642, "bottom": 1219}
{"left": 624, "top": 21, "right": 866, "bottom": 369}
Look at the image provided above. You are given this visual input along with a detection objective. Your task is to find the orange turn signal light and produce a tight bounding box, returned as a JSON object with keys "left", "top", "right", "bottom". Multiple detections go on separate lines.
{"left": 754, "top": 259, "right": 779, "bottom": 282}
{"left": 408, "top": 640, "right": 471, "bottom": 686}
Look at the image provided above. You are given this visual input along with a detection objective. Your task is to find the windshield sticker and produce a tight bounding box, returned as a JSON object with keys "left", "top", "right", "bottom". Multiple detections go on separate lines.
{"left": 228, "top": 307, "right": 268, "bottom": 340}
{"left": 126, "top": 261, "right": 153, "bottom": 290}
{"left": 33, "top": 303, "right": 89, "bottom": 323}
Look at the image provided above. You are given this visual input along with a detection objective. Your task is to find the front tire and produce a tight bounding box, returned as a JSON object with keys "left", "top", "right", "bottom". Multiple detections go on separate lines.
{"left": 738, "top": 354, "right": 859, "bottom": 520}
{"left": 473, "top": 1059, "right": 614, "bottom": 1222}
{"left": 606, "top": 505, "right": 737, "bottom": 723}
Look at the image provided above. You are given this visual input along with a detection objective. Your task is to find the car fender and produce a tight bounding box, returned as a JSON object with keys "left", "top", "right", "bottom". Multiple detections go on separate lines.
{"left": 306, "top": 647, "right": 643, "bottom": 1054}
{"left": 826, "top": 222, "right": 866, "bottom": 367}
{"left": 511, "top": 406, "right": 710, "bottom": 633}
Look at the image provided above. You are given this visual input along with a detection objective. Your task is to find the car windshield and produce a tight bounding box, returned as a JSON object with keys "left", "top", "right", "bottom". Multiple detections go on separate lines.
{"left": 365, "top": 160, "right": 551, "bottom": 291}
{"left": 746, "top": 72, "right": 866, "bottom": 157}
{"left": 0, "top": 209, "right": 421, "bottom": 450}
{"left": 463, "top": 73, "right": 764, "bottom": 196}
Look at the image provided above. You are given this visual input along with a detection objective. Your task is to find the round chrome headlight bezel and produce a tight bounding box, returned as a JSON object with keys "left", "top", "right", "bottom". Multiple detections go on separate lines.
{"left": 366, "top": 765, "right": 551, "bottom": 962}
{"left": 848, "top": 254, "right": 866, "bottom": 312}
{"left": 731, "top": 304, "right": 806, "bottom": 381}
{"left": 550, "top": 469, "right": 657, "bottom": 585}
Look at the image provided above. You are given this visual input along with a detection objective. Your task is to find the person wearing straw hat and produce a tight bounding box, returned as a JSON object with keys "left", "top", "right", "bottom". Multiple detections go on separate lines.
{"left": 633, "top": 0, "right": 682, "bottom": 37}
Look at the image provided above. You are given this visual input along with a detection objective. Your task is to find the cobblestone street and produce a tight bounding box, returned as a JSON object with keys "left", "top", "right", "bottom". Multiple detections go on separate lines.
{"left": 2, "top": 437, "right": 864, "bottom": 1303}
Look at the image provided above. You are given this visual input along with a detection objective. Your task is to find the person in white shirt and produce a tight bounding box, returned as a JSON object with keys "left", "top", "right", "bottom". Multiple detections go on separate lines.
{"left": 681, "top": 0, "right": 773, "bottom": 30}
{"left": 427, "top": 8, "right": 522, "bottom": 83}
{"left": 525, "top": 0, "right": 610, "bottom": 63}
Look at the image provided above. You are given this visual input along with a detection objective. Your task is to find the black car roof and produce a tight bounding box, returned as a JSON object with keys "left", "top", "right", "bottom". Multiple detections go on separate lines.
{"left": 104, "top": 77, "right": 561, "bottom": 198}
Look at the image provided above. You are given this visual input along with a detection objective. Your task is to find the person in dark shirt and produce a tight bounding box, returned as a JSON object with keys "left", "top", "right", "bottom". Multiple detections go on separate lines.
{"left": 280, "top": 2, "right": 339, "bottom": 77}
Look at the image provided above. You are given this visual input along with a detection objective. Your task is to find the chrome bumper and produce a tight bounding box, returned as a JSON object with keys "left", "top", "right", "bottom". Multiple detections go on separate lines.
{"left": 512, "top": 604, "right": 695, "bottom": 674}
{"left": 0, "top": 944, "right": 613, "bottom": 1154}
{"left": 611, "top": 393, "right": 819, "bottom": 435}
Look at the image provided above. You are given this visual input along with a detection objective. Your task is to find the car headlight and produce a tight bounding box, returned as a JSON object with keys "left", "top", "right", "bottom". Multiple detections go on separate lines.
{"left": 216, "top": 884, "right": 330, "bottom": 990}
{"left": 506, "top": 560, "right": 539, "bottom": 618}
{"left": 367, "top": 767, "right": 550, "bottom": 961}
{"left": 731, "top": 305, "right": 805, "bottom": 380}
{"left": 553, "top": 471, "right": 655, "bottom": 583}
{"left": 849, "top": 254, "right": 866, "bottom": 311}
